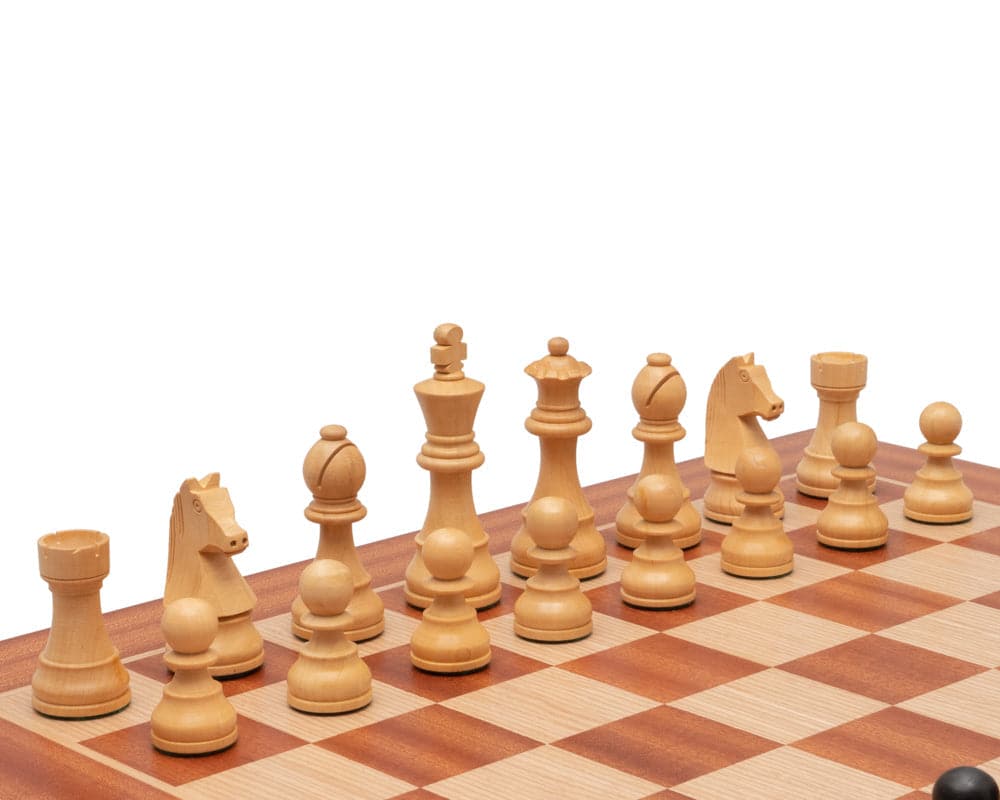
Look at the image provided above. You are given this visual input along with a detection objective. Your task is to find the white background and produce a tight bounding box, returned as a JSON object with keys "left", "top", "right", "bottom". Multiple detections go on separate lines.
{"left": 1, "top": 3, "right": 997, "bottom": 640}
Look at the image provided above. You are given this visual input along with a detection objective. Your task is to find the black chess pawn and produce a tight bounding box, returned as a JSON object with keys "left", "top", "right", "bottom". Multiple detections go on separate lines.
{"left": 933, "top": 766, "right": 999, "bottom": 800}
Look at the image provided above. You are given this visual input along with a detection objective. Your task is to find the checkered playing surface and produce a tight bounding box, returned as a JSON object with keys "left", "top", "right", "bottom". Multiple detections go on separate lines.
{"left": 3, "top": 470, "right": 1000, "bottom": 800}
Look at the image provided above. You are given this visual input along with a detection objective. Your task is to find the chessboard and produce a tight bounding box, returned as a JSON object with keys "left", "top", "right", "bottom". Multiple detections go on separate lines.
{"left": 3, "top": 430, "right": 1000, "bottom": 800}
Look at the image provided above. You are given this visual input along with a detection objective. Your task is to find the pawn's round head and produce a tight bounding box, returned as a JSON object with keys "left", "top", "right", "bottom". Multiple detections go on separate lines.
{"left": 525, "top": 496, "right": 577, "bottom": 550}
{"left": 920, "top": 401, "right": 962, "bottom": 446}
{"left": 735, "top": 447, "right": 782, "bottom": 494}
{"left": 299, "top": 559, "right": 353, "bottom": 617}
{"left": 162, "top": 597, "right": 218, "bottom": 655}
{"left": 831, "top": 421, "right": 878, "bottom": 468}
{"left": 633, "top": 475, "right": 683, "bottom": 523}
{"left": 423, "top": 528, "right": 474, "bottom": 581}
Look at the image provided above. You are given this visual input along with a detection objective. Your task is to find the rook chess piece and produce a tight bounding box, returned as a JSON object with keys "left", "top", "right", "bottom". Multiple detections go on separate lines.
{"left": 510, "top": 337, "right": 606, "bottom": 579}
{"left": 933, "top": 766, "right": 999, "bottom": 800}
{"left": 32, "top": 529, "right": 131, "bottom": 718}
{"left": 151, "top": 597, "right": 238, "bottom": 755}
{"left": 796, "top": 352, "right": 870, "bottom": 497}
{"left": 904, "top": 402, "right": 974, "bottom": 523}
{"left": 816, "top": 422, "right": 888, "bottom": 549}
{"left": 720, "top": 447, "right": 794, "bottom": 577}
{"left": 620, "top": 475, "right": 697, "bottom": 608}
{"left": 410, "top": 528, "right": 491, "bottom": 673}
{"left": 514, "top": 496, "right": 593, "bottom": 641}
{"left": 288, "top": 559, "right": 372, "bottom": 714}
{"left": 704, "top": 354, "right": 785, "bottom": 524}
{"left": 294, "top": 426, "right": 384, "bottom": 641}
{"left": 615, "top": 353, "right": 701, "bottom": 550}
{"left": 404, "top": 323, "right": 501, "bottom": 610}
{"left": 164, "top": 474, "right": 263, "bottom": 677}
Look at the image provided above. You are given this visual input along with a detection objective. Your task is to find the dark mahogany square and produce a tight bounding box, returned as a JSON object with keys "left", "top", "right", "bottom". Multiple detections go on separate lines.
{"left": 788, "top": 526, "right": 938, "bottom": 568}
{"left": 316, "top": 705, "right": 539, "bottom": 786}
{"left": 556, "top": 705, "right": 779, "bottom": 786}
{"left": 954, "top": 527, "right": 1000, "bottom": 557}
{"left": 560, "top": 634, "right": 765, "bottom": 703}
{"left": 586, "top": 582, "right": 754, "bottom": 632}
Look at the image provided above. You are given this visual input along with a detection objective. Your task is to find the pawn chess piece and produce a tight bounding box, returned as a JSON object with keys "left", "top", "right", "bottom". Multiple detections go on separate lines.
{"left": 620, "top": 475, "right": 696, "bottom": 608}
{"left": 288, "top": 559, "right": 372, "bottom": 714}
{"left": 615, "top": 353, "right": 701, "bottom": 550}
{"left": 904, "top": 402, "right": 974, "bottom": 523}
{"left": 817, "top": 422, "right": 888, "bottom": 549}
{"left": 293, "top": 425, "right": 384, "bottom": 642}
{"left": 933, "top": 766, "right": 999, "bottom": 800}
{"left": 510, "top": 337, "right": 606, "bottom": 579}
{"left": 720, "top": 447, "right": 794, "bottom": 577}
{"left": 410, "top": 528, "right": 491, "bottom": 673}
{"left": 151, "top": 597, "right": 238, "bottom": 755}
{"left": 32, "top": 530, "right": 131, "bottom": 718}
{"left": 796, "top": 352, "right": 870, "bottom": 498}
{"left": 514, "top": 496, "right": 593, "bottom": 641}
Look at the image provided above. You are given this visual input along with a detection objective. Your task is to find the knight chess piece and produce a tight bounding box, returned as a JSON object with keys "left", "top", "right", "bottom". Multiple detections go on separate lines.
{"left": 904, "top": 402, "right": 974, "bottom": 523}
{"left": 514, "top": 496, "right": 593, "bottom": 641}
{"left": 287, "top": 559, "right": 372, "bottom": 714}
{"left": 293, "top": 425, "right": 384, "bottom": 642}
{"left": 32, "top": 530, "right": 131, "bottom": 718}
{"left": 816, "top": 422, "right": 888, "bottom": 549}
{"left": 510, "top": 337, "right": 606, "bottom": 579}
{"left": 720, "top": 447, "right": 794, "bottom": 577}
{"left": 164, "top": 474, "right": 263, "bottom": 677}
{"left": 410, "top": 527, "right": 491, "bottom": 673}
{"left": 703, "top": 354, "right": 785, "bottom": 524}
{"left": 796, "top": 352, "right": 870, "bottom": 498}
{"left": 151, "top": 597, "right": 238, "bottom": 755}
{"left": 615, "top": 353, "right": 701, "bottom": 550}
{"left": 404, "top": 323, "right": 501, "bottom": 610}
{"left": 620, "top": 475, "right": 697, "bottom": 608}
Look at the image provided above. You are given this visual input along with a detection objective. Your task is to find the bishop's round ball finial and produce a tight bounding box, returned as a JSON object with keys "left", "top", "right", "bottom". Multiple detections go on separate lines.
{"left": 633, "top": 475, "right": 683, "bottom": 524}
{"left": 303, "top": 425, "right": 366, "bottom": 501}
{"left": 735, "top": 447, "right": 782, "bottom": 495}
{"left": 162, "top": 597, "right": 218, "bottom": 655}
{"left": 920, "top": 401, "right": 963, "bottom": 446}
{"left": 932, "top": 766, "right": 999, "bottom": 800}
{"left": 525, "top": 496, "right": 578, "bottom": 550}
{"left": 631, "top": 353, "right": 686, "bottom": 422}
{"left": 299, "top": 559, "right": 353, "bottom": 617}
{"left": 831, "top": 421, "right": 878, "bottom": 469}
{"left": 423, "top": 528, "right": 475, "bottom": 581}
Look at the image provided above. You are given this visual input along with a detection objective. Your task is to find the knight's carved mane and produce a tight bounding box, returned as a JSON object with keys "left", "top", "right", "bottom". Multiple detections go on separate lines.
{"left": 165, "top": 488, "right": 199, "bottom": 603}
{"left": 704, "top": 354, "right": 758, "bottom": 473}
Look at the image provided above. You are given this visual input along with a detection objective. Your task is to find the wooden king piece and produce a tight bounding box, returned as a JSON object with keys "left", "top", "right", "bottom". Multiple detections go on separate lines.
{"left": 404, "top": 323, "right": 501, "bottom": 609}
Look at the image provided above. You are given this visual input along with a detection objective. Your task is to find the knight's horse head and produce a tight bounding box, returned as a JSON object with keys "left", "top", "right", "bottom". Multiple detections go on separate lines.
{"left": 176, "top": 473, "right": 249, "bottom": 555}
{"left": 726, "top": 353, "right": 784, "bottom": 421}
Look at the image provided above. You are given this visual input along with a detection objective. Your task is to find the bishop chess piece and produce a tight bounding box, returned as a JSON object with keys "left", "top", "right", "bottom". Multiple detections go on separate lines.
{"left": 796, "top": 352, "right": 870, "bottom": 498}
{"left": 615, "top": 353, "right": 701, "bottom": 550}
{"left": 904, "top": 402, "right": 974, "bottom": 523}
{"left": 720, "top": 447, "right": 794, "bottom": 577}
{"left": 294, "top": 425, "right": 384, "bottom": 642}
{"left": 288, "top": 559, "right": 372, "bottom": 714}
{"left": 510, "top": 337, "right": 606, "bottom": 579}
{"left": 404, "top": 323, "right": 501, "bottom": 610}
{"left": 164, "top": 474, "right": 263, "bottom": 677}
{"left": 933, "top": 766, "right": 999, "bottom": 800}
{"left": 514, "top": 496, "right": 593, "bottom": 641}
{"left": 151, "top": 597, "right": 238, "bottom": 755}
{"left": 410, "top": 527, "right": 491, "bottom": 673}
{"left": 620, "top": 475, "right": 697, "bottom": 609}
{"left": 817, "top": 422, "right": 888, "bottom": 549}
{"left": 32, "top": 530, "right": 131, "bottom": 718}
{"left": 703, "top": 354, "right": 785, "bottom": 524}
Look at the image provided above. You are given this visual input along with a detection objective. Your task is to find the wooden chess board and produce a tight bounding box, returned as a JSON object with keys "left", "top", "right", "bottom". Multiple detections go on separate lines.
{"left": 3, "top": 430, "right": 1000, "bottom": 800}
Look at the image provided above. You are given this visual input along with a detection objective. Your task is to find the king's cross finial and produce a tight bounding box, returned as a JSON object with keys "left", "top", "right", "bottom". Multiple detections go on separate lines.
{"left": 431, "top": 323, "right": 466, "bottom": 378}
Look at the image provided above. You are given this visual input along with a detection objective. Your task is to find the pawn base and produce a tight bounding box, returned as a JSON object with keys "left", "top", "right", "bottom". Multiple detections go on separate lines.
{"left": 152, "top": 727, "right": 238, "bottom": 756}
{"left": 509, "top": 556, "right": 607, "bottom": 581}
{"left": 403, "top": 583, "right": 501, "bottom": 613}
{"left": 288, "top": 688, "right": 372, "bottom": 715}
{"left": 903, "top": 508, "right": 973, "bottom": 524}
{"left": 513, "top": 619, "right": 592, "bottom": 643}
{"left": 817, "top": 532, "right": 889, "bottom": 550}
{"left": 32, "top": 687, "right": 131, "bottom": 719}
{"left": 620, "top": 588, "right": 695, "bottom": 609}
{"left": 411, "top": 650, "right": 491, "bottom": 674}
{"left": 720, "top": 559, "right": 793, "bottom": 578}
{"left": 293, "top": 617, "right": 385, "bottom": 644}
{"left": 209, "top": 651, "right": 263, "bottom": 679}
